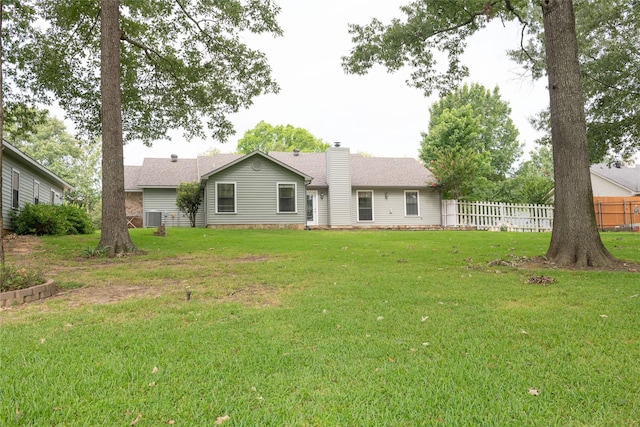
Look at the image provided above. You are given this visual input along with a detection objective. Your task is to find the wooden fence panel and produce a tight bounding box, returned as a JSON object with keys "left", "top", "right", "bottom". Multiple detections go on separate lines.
{"left": 593, "top": 196, "right": 640, "bottom": 230}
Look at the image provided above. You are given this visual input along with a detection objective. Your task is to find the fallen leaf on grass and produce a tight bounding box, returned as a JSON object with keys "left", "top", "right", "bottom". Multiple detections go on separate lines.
{"left": 528, "top": 388, "right": 540, "bottom": 396}
{"left": 377, "top": 316, "right": 384, "bottom": 321}
{"left": 167, "top": 421, "right": 175, "bottom": 425}
{"left": 526, "top": 275, "right": 556, "bottom": 285}
{"left": 421, "top": 316, "right": 429, "bottom": 322}
{"left": 130, "top": 413, "right": 142, "bottom": 425}
{"left": 215, "top": 415, "right": 230, "bottom": 425}
{"left": 520, "top": 329, "right": 528, "bottom": 335}
{"left": 600, "top": 314, "right": 608, "bottom": 318}
{"left": 152, "top": 366, "right": 159, "bottom": 374}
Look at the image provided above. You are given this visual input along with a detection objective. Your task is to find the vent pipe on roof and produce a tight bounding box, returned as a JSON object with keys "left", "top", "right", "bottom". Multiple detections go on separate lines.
{"left": 293, "top": 148, "right": 300, "bottom": 156}
{"left": 170, "top": 154, "right": 178, "bottom": 162}
{"left": 334, "top": 141, "right": 341, "bottom": 148}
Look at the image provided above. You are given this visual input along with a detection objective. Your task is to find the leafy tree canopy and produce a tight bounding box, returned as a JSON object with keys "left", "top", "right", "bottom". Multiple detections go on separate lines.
{"left": 19, "top": 0, "right": 283, "bottom": 145}
{"left": 509, "top": 0, "right": 639, "bottom": 162}
{"left": 420, "top": 84, "right": 522, "bottom": 200}
{"left": 421, "top": 83, "right": 522, "bottom": 179}
{"left": 236, "top": 121, "right": 330, "bottom": 154}
{"left": 510, "top": 145, "right": 554, "bottom": 205}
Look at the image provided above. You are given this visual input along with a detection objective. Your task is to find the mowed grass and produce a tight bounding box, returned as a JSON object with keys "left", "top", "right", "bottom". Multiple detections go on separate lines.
{"left": 1, "top": 229, "right": 639, "bottom": 426}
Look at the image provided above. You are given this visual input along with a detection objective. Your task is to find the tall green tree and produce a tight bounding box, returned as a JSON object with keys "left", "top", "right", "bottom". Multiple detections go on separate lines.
{"left": 510, "top": 0, "right": 640, "bottom": 163}
{"left": 420, "top": 83, "right": 522, "bottom": 200}
{"left": 18, "top": 0, "right": 282, "bottom": 255}
{"left": 343, "top": 0, "right": 616, "bottom": 267}
{"left": 176, "top": 182, "right": 203, "bottom": 228}
{"left": 236, "top": 121, "right": 330, "bottom": 154}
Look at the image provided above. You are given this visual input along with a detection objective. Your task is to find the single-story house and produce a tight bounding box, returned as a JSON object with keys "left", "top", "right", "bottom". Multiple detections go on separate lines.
{"left": 2, "top": 140, "right": 72, "bottom": 231}
{"left": 125, "top": 143, "right": 441, "bottom": 229}
{"left": 590, "top": 163, "right": 640, "bottom": 230}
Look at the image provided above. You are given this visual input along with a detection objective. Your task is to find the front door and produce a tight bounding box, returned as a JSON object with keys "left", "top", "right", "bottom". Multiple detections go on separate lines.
{"left": 306, "top": 191, "right": 318, "bottom": 226}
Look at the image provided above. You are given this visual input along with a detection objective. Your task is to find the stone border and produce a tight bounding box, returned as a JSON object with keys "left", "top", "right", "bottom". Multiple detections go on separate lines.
{"left": 0, "top": 280, "right": 57, "bottom": 307}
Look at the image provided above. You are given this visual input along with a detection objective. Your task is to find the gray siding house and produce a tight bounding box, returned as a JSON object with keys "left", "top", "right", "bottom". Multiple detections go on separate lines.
{"left": 125, "top": 144, "right": 441, "bottom": 229}
{"left": 2, "top": 141, "right": 72, "bottom": 231}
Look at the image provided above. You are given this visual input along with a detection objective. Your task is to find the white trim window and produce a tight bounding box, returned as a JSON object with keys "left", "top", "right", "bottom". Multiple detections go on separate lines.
{"left": 405, "top": 190, "right": 420, "bottom": 216}
{"left": 34, "top": 180, "right": 40, "bottom": 204}
{"left": 216, "top": 182, "right": 236, "bottom": 213}
{"left": 357, "top": 190, "right": 374, "bottom": 221}
{"left": 277, "top": 182, "right": 297, "bottom": 213}
{"left": 12, "top": 170, "right": 20, "bottom": 209}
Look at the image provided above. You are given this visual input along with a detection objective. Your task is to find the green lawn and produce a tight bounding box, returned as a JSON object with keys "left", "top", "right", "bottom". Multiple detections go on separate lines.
{"left": 1, "top": 229, "right": 639, "bottom": 426}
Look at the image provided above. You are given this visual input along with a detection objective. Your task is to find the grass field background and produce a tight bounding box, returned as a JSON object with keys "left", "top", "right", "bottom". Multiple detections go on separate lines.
{"left": 1, "top": 229, "right": 639, "bottom": 426}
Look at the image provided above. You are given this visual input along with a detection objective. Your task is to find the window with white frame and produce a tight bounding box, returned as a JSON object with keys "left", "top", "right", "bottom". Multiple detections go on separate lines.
{"left": 277, "top": 182, "right": 297, "bottom": 213}
{"left": 216, "top": 182, "right": 236, "bottom": 213}
{"left": 357, "top": 190, "right": 374, "bottom": 221}
{"left": 34, "top": 180, "right": 40, "bottom": 205}
{"left": 405, "top": 190, "right": 419, "bottom": 216}
{"left": 12, "top": 170, "right": 20, "bottom": 209}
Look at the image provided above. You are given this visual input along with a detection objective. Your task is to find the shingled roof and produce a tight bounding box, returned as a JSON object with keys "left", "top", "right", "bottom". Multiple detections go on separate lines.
{"left": 125, "top": 151, "right": 436, "bottom": 189}
{"left": 591, "top": 163, "right": 640, "bottom": 193}
{"left": 124, "top": 165, "right": 142, "bottom": 191}
{"left": 268, "top": 152, "right": 435, "bottom": 188}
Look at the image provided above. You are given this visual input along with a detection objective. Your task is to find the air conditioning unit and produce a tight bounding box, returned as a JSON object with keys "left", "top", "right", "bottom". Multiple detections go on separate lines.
{"left": 146, "top": 211, "right": 162, "bottom": 227}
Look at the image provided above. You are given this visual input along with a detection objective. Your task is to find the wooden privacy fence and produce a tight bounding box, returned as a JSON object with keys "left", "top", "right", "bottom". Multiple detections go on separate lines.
{"left": 593, "top": 196, "right": 640, "bottom": 231}
{"left": 442, "top": 200, "right": 554, "bottom": 232}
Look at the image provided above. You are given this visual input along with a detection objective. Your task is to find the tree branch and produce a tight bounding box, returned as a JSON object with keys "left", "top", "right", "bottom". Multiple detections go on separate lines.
{"left": 119, "top": 32, "right": 183, "bottom": 83}
{"left": 503, "top": 0, "right": 535, "bottom": 63}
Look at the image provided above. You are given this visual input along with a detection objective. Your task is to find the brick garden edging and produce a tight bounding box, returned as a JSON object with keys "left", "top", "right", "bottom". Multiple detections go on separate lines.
{"left": 0, "top": 280, "right": 57, "bottom": 307}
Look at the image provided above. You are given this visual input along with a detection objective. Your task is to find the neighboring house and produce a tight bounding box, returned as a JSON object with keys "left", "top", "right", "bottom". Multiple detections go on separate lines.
{"left": 2, "top": 141, "right": 72, "bottom": 231}
{"left": 125, "top": 144, "right": 441, "bottom": 229}
{"left": 590, "top": 163, "right": 640, "bottom": 230}
{"left": 590, "top": 163, "right": 640, "bottom": 197}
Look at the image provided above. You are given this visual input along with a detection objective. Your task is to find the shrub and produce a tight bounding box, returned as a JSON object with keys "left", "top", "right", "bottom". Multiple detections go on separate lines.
{"left": 59, "top": 204, "right": 95, "bottom": 235}
{"left": 11, "top": 203, "right": 95, "bottom": 236}
{"left": 0, "top": 265, "right": 45, "bottom": 292}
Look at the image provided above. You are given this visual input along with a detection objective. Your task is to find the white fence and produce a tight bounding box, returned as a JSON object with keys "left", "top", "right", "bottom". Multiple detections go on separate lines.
{"left": 442, "top": 200, "right": 554, "bottom": 232}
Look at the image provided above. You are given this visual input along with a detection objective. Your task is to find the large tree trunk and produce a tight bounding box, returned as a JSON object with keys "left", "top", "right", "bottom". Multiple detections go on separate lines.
{"left": 98, "top": 0, "right": 136, "bottom": 256}
{"left": 541, "top": 0, "right": 615, "bottom": 267}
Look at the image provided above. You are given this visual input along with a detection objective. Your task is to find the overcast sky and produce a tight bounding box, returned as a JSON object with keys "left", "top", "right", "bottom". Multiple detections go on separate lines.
{"left": 123, "top": 1, "right": 550, "bottom": 165}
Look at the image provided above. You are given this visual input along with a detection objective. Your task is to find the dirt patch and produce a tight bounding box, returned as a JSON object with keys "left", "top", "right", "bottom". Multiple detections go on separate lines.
{"left": 58, "top": 284, "right": 167, "bottom": 307}
{"left": 3, "top": 234, "right": 43, "bottom": 256}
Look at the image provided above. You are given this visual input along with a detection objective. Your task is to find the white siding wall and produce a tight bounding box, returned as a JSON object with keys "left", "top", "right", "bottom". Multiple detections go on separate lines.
{"left": 591, "top": 174, "right": 635, "bottom": 197}
{"left": 143, "top": 188, "right": 205, "bottom": 227}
